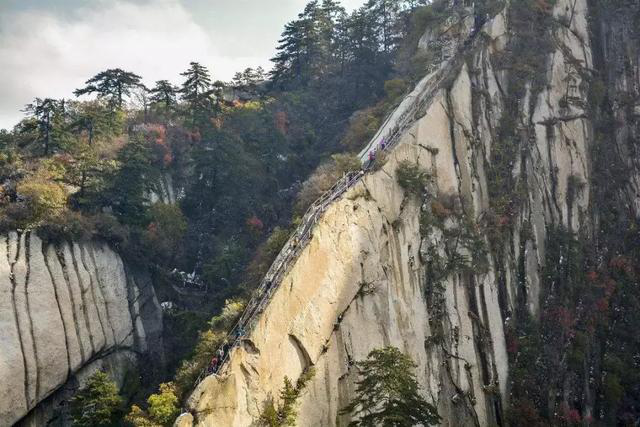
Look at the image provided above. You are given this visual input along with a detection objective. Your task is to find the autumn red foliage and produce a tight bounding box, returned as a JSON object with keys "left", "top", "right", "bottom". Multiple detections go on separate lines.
{"left": 246, "top": 215, "right": 264, "bottom": 233}
{"left": 559, "top": 404, "right": 582, "bottom": 425}
{"left": 609, "top": 255, "right": 633, "bottom": 274}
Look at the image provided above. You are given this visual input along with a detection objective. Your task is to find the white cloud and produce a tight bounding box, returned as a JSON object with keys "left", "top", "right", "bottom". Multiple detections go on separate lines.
{"left": 0, "top": 0, "right": 269, "bottom": 130}
{"left": 0, "top": 0, "right": 368, "bottom": 130}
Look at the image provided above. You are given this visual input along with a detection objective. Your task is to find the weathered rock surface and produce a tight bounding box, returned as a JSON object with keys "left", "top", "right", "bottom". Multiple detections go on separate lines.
{"left": 181, "top": 0, "right": 637, "bottom": 425}
{"left": 0, "top": 232, "right": 162, "bottom": 427}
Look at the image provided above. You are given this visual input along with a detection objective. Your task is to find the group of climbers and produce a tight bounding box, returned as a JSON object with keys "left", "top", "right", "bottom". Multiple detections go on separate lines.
{"left": 365, "top": 136, "right": 389, "bottom": 168}
{"left": 203, "top": 141, "right": 387, "bottom": 380}
{"left": 198, "top": 9, "right": 490, "bottom": 385}
{"left": 207, "top": 326, "right": 247, "bottom": 375}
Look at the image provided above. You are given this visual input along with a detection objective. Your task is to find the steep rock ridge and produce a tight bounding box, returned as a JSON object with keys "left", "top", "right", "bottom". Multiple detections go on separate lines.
{"left": 180, "top": 0, "right": 633, "bottom": 425}
{"left": 0, "top": 232, "right": 163, "bottom": 427}
{"left": 147, "top": 172, "right": 179, "bottom": 205}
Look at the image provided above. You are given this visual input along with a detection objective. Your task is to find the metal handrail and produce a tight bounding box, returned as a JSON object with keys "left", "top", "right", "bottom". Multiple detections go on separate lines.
{"left": 194, "top": 170, "right": 364, "bottom": 385}
{"left": 193, "top": 29, "right": 473, "bottom": 387}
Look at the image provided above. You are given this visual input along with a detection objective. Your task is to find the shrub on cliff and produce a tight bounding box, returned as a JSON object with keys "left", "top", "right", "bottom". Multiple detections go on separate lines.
{"left": 143, "top": 203, "right": 187, "bottom": 262}
{"left": 16, "top": 178, "right": 68, "bottom": 224}
{"left": 69, "top": 371, "right": 124, "bottom": 427}
{"left": 260, "top": 368, "right": 315, "bottom": 427}
{"left": 294, "top": 153, "right": 361, "bottom": 215}
{"left": 173, "top": 329, "right": 225, "bottom": 396}
{"left": 125, "top": 382, "right": 180, "bottom": 427}
{"left": 341, "top": 346, "right": 440, "bottom": 426}
{"left": 396, "top": 161, "right": 429, "bottom": 197}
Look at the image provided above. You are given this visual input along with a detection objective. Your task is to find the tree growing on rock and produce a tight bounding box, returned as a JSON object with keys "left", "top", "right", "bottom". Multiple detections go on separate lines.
{"left": 125, "top": 382, "right": 180, "bottom": 427}
{"left": 341, "top": 346, "right": 440, "bottom": 426}
{"left": 69, "top": 371, "right": 124, "bottom": 427}
{"left": 260, "top": 368, "right": 315, "bottom": 427}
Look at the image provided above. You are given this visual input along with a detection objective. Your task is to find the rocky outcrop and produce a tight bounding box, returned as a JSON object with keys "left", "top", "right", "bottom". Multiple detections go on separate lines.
{"left": 146, "top": 172, "right": 178, "bottom": 205}
{"left": 180, "top": 0, "right": 638, "bottom": 425}
{"left": 0, "top": 232, "right": 163, "bottom": 427}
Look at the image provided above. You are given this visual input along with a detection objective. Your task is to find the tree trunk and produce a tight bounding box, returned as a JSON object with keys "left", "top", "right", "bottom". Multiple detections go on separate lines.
{"left": 44, "top": 113, "right": 50, "bottom": 155}
{"left": 88, "top": 122, "right": 94, "bottom": 146}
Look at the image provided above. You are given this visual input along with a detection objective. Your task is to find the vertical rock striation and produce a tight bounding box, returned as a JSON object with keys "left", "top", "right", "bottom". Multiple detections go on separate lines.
{"left": 0, "top": 232, "right": 162, "bottom": 427}
{"left": 180, "top": 0, "right": 639, "bottom": 425}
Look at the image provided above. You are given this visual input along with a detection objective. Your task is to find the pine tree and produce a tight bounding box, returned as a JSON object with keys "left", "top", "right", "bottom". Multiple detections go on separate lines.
{"left": 270, "top": 18, "right": 313, "bottom": 87}
{"left": 365, "top": 0, "right": 404, "bottom": 53}
{"left": 69, "top": 100, "right": 118, "bottom": 146}
{"left": 232, "top": 67, "right": 266, "bottom": 95}
{"left": 149, "top": 80, "right": 178, "bottom": 109}
{"left": 344, "top": 6, "right": 386, "bottom": 103}
{"left": 271, "top": 1, "right": 335, "bottom": 88}
{"left": 180, "top": 62, "right": 215, "bottom": 127}
{"left": 74, "top": 68, "right": 143, "bottom": 109}
{"left": 22, "top": 97, "right": 61, "bottom": 154}
{"left": 69, "top": 371, "right": 124, "bottom": 427}
{"left": 341, "top": 347, "right": 441, "bottom": 426}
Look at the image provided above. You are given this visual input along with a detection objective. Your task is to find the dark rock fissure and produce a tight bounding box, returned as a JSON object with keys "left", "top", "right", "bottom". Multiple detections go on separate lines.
{"left": 41, "top": 242, "right": 72, "bottom": 380}
{"left": 7, "top": 233, "right": 30, "bottom": 408}
{"left": 78, "top": 246, "right": 109, "bottom": 352}
{"left": 83, "top": 246, "right": 117, "bottom": 345}
{"left": 55, "top": 245, "right": 86, "bottom": 363}
{"left": 288, "top": 334, "right": 313, "bottom": 372}
{"left": 24, "top": 233, "right": 42, "bottom": 403}
{"left": 69, "top": 245, "right": 96, "bottom": 355}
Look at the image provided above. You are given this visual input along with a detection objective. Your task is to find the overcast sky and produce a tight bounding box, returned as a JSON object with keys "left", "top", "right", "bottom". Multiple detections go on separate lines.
{"left": 0, "top": 0, "right": 365, "bottom": 130}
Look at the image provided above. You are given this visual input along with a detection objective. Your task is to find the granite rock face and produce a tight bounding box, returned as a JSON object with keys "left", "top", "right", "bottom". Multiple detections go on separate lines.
{"left": 179, "top": 0, "right": 638, "bottom": 425}
{"left": 0, "top": 232, "right": 162, "bottom": 427}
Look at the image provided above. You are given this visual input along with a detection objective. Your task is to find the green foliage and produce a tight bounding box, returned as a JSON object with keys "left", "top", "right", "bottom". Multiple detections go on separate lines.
{"left": 180, "top": 62, "right": 216, "bottom": 128}
{"left": 341, "top": 347, "right": 440, "bottom": 426}
{"left": 170, "top": 298, "right": 245, "bottom": 397}
{"left": 22, "top": 97, "right": 63, "bottom": 154}
{"left": 295, "top": 152, "right": 361, "bottom": 214}
{"left": 396, "top": 161, "right": 429, "bottom": 197}
{"left": 68, "top": 100, "right": 124, "bottom": 146}
{"left": 209, "top": 298, "right": 246, "bottom": 330}
{"left": 486, "top": 0, "right": 557, "bottom": 222}
{"left": 245, "top": 226, "right": 292, "bottom": 286}
{"left": 147, "top": 383, "right": 181, "bottom": 426}
{"left": 144, "top": 203, "right": 187, "bottom": 262}
{"left": 341, "top": 107, "right": 383, "bottom": 151}
{"left": 74, "top": 68, "right": 143, "bottom": 109}
{"left": 125, "top": 405, "right": 161, "bottom": 427}
{"left": 260, "top": 369, "right": 315, "bottom": 427}
{"left": 501, "top": 0, "right": 557, "bottom": 102}
{"left": 36, "top": 210, "right": 95, "bottom": 242}
{"left": 107, "top": 134, "right": 154, "bottom": 226}
{"left": 69, "top": 371, "right": 124, "bottom": 427}
{"left": 125, "top": 382, "right": 180, "bottom": 427}
{"left": 173, "top": 328, "right": 226, "bottom": 396}
{"left": 395, "top": 1, "right": 451, "bottom": 80}
{"left": 149, "top": 80, "right": 178, "bottom": 110}
{"left": 14, "top": 177, "right": 68, "bottom": 226}
{"left": 0, "top": 1, "right": 463, "bottom": 416}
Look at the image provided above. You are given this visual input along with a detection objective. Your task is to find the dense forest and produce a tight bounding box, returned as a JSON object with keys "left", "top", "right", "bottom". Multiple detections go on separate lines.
{"left": 0, "top": 0, "right": 450, "bottom": 424}
{"left": 5, "top": 0, "right": 639, "bottom": 425}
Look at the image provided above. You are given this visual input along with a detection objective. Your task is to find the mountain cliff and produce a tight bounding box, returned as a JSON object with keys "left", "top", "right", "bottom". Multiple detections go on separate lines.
{"left": 178, "top": 0, "right": 640, "bottom": 425}
{"left": 0, "top": 232, "right": 163, "bottom": 426}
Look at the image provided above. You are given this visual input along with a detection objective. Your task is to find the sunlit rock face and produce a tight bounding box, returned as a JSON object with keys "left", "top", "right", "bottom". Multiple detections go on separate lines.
{"left": 179, "top": 0, "right": 638, "bottom": 425}
{"left": 0, "top": 232, "right": 162, "bottom": 427}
